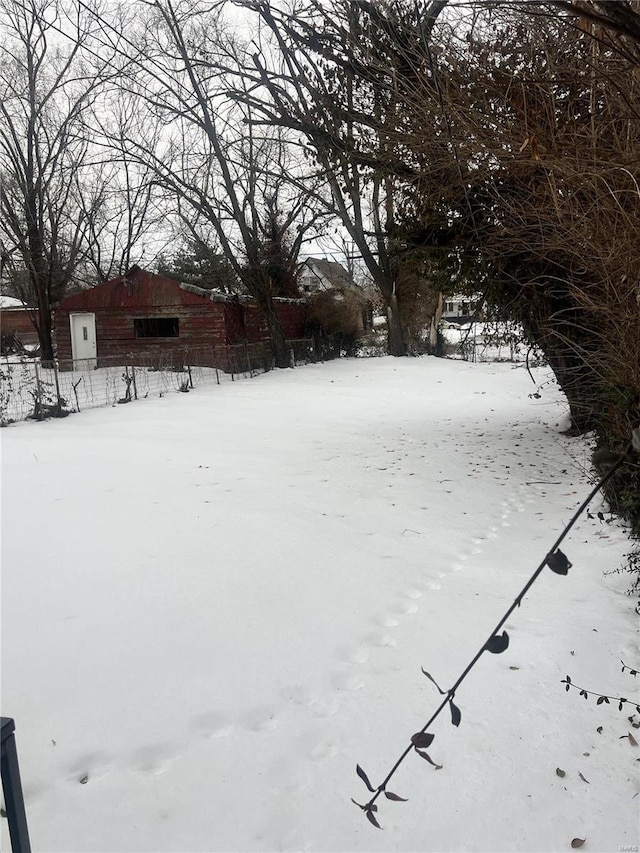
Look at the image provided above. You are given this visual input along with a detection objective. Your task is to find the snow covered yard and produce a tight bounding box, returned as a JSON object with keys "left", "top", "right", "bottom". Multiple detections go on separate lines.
{"left": 2, "top": 356, "right": 638, "bottom": 852}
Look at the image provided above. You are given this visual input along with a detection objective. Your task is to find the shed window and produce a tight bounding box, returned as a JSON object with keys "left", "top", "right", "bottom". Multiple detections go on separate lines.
{"left": 134, "top": 317, "right": 179, "bottom": 338}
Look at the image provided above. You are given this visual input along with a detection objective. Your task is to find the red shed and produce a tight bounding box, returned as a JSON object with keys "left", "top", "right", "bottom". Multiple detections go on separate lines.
{"left": 53, "top": 266, "right": 307, "bottom": 368}
{"left": 0, "top": 297, "right": 39, "bottom": 351}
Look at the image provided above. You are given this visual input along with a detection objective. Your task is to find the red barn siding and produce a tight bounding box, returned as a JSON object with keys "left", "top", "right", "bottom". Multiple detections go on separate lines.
{"left": 276, "top": 302, "right": 307, "bottom": 340}
{"left": 0, "top": 308, "right": 39, "bottom": 347}
{"left": 55, "top": 305, "right": 228, "bottom": 364}
{"left": 53, "top": 267, "right": 309, "bottom": 367}
{"left": 224, "top": 303, "right": 245, "bottom": 345}
{"left": 241, "top": 304, "right": 269, "bottom": 342}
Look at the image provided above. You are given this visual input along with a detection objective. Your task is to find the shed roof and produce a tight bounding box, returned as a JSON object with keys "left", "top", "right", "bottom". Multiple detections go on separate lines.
{"left": 0, "top": 295, "right": 30, "bottom": 309}
{"left": 55, "top": 266, "right": 216, "bottom": 311}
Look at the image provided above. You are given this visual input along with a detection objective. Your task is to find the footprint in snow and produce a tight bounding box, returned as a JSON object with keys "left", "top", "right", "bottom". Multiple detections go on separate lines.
{"left": 240, "top": 706, "right": 279, "bottom": 732}
{"left": 332, "top": 672, "right": 365, "bottom": 692}
{"left": 275, "top": 767, "right": 313, "bottom": 794}
{"left": 405, "top": 589, "right": 423, "bottom": 600}
{"left": 365, "top": 631, "right": 398, "bottom": 648}
{"left": 378, "top": 614, "right": 400, "bottom": 628}
{"left": 281, "top": 684, "right": 314, "bottom": 707}
{"left": 66, "top": 752, "right": 113, "bottom": 784}
{"left": 130, "top": 743, "right": 176, "bottom": 776}
{"left": 309, "top": 739, "right": 341, "bottom": 761}
{"left": 394, "top": 601, "right": 418, "bottom": 615}
{"left": 309, "top": 696, "right": 340, "bottom": 718}
{"left": 341, "top": 645, "right": 370, "bottom": 664}
{"left": 191, "top": 711, "right": 234, "bottom": 740}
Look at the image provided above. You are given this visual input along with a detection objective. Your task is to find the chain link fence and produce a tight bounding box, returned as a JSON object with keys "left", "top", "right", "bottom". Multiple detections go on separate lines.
{"left": 0, "top": 338, "right": 333, "bottom": 425}
{"left": 441, "top": 321, "right": 533, "bottom": 363}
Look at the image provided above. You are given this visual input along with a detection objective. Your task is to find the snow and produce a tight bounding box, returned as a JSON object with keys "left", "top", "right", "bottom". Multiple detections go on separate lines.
{"left": 2, "top": 356, "right": 638, "bottom": 852}
{"left": 0, "top": 295, "right": 27, "bottom": 309}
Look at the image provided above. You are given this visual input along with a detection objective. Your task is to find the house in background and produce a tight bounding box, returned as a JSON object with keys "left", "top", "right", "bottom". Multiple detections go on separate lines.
{"left": 0, "top": 295, "right": 39, "bottom": 352}
{"left": 299, "top": 257, "right": 355, "bottom": 294}
{"left": 299, "top": 258, "right": 373, "bottom": 334}
{"left": 441, "top": 294, "right": 484, "bottom": 324}
{"left": 53, "top": 266, "right": 306, "bottom": 369}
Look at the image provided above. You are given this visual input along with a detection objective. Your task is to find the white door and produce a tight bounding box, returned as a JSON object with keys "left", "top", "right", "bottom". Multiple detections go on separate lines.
{"left": 70, "top": 313, "right": 97, "bottom": 369}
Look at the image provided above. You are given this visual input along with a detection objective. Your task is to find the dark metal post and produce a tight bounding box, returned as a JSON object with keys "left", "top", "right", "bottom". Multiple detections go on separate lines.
{"left": 1, "top": 718, "right": 31, "bottom": 852}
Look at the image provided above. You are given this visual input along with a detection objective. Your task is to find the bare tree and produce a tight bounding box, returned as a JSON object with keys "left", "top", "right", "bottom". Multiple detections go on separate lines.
{"left": 0, "top": 0, "right": 127, "bottom": 358}
{"left": 229, "top": 0, "right": 452, "bottom": 355}
{"left": 334, "top": 0, "right": 640, "bottom": 519}
{"left": 80, "top": 101, "right": 167, "bottom": 283}
{"left": 89, "top": 0, "right": 326, "bottom": 367}
{"left": 230, "top": 0, "right": 639, "bottom": 519}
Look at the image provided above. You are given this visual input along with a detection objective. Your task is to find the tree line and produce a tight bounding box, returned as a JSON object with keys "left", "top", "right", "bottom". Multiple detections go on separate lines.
{"left": 1, "top": 0, "right": 638, "bottom": 524}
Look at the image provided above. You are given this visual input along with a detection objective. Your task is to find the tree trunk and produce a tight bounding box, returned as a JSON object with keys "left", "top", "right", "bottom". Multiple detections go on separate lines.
{"left": 385, "top": 293, "right": 407, "bottom": 356}
{"left": 542, "top": 344, "right": 601, "bottom": 434}
{"left": 429, "top": 291, "right": 444, "bottom": 355}
{"left": 31, "top": 265, "right": 55, "bottom": 362}
{"left": 520, "top": 305, "right": 601, "bottom": 434}
{"left": 37, "top": 303, "right": 55, "bottom": 362}
{"left": 260, "top": 294, "right": 290, "bottom": 368}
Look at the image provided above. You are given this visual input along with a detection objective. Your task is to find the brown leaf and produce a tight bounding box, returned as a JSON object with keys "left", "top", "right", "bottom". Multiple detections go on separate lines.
{"left": 485, "top": 631, "right": 509, "bottom": 654}
{"left": 366, "top": 809, "right": 382, "bottom": 829}
{"left": 571, "top": 838, "right": 586, "bottom": 849}
{"left": 556, "top": 768, "right": 566, "bottom": 778}
{"left": 414, "top": 748, "right": 443, "bottom": 769}
{"left": 411, "top": 732, "right": 435, "bottom": 749}
{"left": 578, "top": 772, "right": 590, "bottom": 784}
{"left": 628, "top": 732, "right": 638, "bottom": 747}
{"left": 384, "top": 791, "right": 408, "bottom": 802}
{"left": 356, "top": 764, "right": 376, "bottom": 792}
{"left": 421, "top": 668, "right": 446, "bottom": 694}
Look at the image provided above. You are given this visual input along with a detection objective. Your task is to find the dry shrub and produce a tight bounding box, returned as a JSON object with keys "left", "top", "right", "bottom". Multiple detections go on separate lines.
{"left": 306, "top": 287, "right": 369, "bottom": 353}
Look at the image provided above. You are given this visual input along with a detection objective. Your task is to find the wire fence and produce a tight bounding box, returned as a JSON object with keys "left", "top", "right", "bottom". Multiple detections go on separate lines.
{"left": 0, "top": 338, "right": 335, "bottom": 425}
{"left": 441, "top": 321, "right": 532, "bottom": 363}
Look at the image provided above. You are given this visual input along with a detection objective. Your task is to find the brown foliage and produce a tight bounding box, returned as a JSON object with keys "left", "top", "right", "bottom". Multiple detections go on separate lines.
{"left": 306, "top": 286, "right": 369, "bottom": 351}
{"left": 292, "top": 0, "right": 640, "bottom": 523}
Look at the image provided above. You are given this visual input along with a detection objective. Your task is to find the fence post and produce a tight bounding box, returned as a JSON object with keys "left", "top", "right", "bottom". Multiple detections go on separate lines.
{"left": 212, "top": 345, "right": 220, "bottom": 384}
{"left": 131, "top": 361, "right": 138, "bottom": 400}
{"left": 228, "top": 346, "right": 234, "bottom": 381}
{"left": 33, "top": 362, "right": 43, "bottom": 419}
{"left": 51, "top": 360, "right": 63, "bottom": 415}
{"left": 1, "top": 717, "right": 31, "bottom": 853}
{"left": 72, "top": 377, "right": 82, "bottom": 412}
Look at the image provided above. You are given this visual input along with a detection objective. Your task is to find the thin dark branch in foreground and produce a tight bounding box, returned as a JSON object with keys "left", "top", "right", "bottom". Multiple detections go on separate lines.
{"left": 561, "top": 674, "right": 640, "bottom": 712}
{"left": 353, "top": 440, "right": 636, "bottom": 828}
